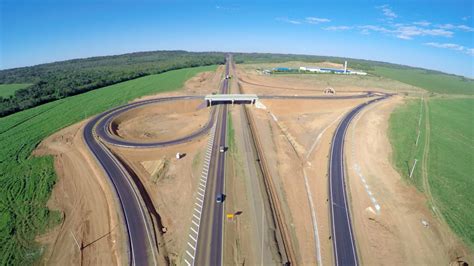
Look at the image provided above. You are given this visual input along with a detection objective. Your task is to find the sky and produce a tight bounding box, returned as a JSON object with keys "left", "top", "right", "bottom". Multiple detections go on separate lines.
{"left": 1, "top": 0, "right": 473, "bottom": 77}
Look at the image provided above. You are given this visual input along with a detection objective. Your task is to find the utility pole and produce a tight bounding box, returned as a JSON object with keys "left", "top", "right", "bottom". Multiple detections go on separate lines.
{"left": 409, "top": 159, "right": 418, "bottom": 178}
{"left": 70, "top": 230, "right": 81, "bottom": 250}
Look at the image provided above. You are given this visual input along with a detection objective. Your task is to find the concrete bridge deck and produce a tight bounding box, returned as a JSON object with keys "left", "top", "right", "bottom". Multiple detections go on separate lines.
{"left": 205, "top": 94, "right": 258, "bottom": 106}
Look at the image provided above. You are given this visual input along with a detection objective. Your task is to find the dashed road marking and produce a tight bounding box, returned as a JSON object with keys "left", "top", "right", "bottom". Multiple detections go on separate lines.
{"left": 184, "top": 122, "right": 218, "bottom": 265}
{"left": 186, "top": 250, "right": 195, "bottom": 259}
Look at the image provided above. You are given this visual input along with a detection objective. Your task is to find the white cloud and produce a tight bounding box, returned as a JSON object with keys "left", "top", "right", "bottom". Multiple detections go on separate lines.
{"left": 425, "top": 42, "right": 464, "bottom": 50}
{"left": 354, "top": 24, "right": 453, "bottom": 40}
{"left": 305, "top": 17, "right": 331, "bottom": 24}
{"left": 215, "top": 5, "right": 239, "bottom": 11}
{"left": 424, "top": 42, "right": 474, "bottom": 56}
{"left": 377, "top": 4, "right": 397, "bottom": 19}
{"left": 276, "top": 17, "right": 301, "bottom": 25}
{"left": 323, "top": 26, "right": 352, "bottom": 31}
{"left": 359, "top": 25, "right": 392, "bottom": 33}
{"left": 439, "top": 24, "right": 474, "bottom": 32}
{"left": 413, "top": 21, "right": 431, "bottom": 27}
{"left": 276, "top": 16, "right": 330, "bottom": 25}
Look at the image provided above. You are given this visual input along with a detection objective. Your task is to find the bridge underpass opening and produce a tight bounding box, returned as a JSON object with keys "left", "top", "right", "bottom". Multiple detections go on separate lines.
{"left": 205, "top": 94, "right": 259, "bottom": 107}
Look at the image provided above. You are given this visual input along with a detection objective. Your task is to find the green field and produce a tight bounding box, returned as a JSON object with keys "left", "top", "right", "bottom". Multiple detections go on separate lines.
{"left": 227, "top": 110, "right": 236, "bottom": 152}
{"left": 0, "top": 65, "right": 217, "bottom": 264}
{"left": 427, "top": 98, "right": 474, "bottom": 247}
{"left": 389, "top": 98, "right": 426, "bottom": 189}
{"left": 373, "top": 66, "right": 474, "bottom": 95}
{"left": 389, "top": 97, "right": 474, "bottom": 248}
{"left": 0, "top": 84, "right": 31, "bottom": 97}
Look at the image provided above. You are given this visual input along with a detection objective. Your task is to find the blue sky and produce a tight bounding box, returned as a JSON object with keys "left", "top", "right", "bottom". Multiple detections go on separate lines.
{"left": 1, "top": 0, "right": 473, "bottom": 77}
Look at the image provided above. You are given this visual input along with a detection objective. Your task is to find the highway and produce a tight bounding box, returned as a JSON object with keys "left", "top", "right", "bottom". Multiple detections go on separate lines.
{"left": 328, "top": 95, "right": 389, "bottom": 266}
{"left": 94, "top": 95, "right": 216, "bottom": 148}
{"left": 193, "top": 56, "right": 229, "bottom": 265}
{"left": 83, "top": 111, "right": 158, "bottom": 265}
{"left": 84, "top": 57, "right": 231, "bottom": 266}
{"left": 83, "top": 53, "right": 391, "bottom": 265}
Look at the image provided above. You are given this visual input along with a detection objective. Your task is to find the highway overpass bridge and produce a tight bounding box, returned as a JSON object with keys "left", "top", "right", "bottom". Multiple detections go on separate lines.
{"left": 205, "top": 94, "right": 258, "bottom": 106}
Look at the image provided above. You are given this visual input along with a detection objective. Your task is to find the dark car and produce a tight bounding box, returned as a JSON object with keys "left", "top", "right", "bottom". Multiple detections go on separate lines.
{"left": 216, "top": 193, "right": 225, "bottom": 203}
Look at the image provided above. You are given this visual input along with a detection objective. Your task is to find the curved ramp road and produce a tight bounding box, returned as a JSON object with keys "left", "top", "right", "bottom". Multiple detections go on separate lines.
{"left": 84, "top": 113, "right": 158, "bottom": 265}
{"left": 259, "top": 92, "right": 375, "bottom": 100}
{"left": 95, "top": 96, "right": 216, "bottom": 148}
{"left": 329, "top": 95, "right": 390, "bottom": 266}
{"left": 83, "top": 53, "right": 389, "bottom": 265}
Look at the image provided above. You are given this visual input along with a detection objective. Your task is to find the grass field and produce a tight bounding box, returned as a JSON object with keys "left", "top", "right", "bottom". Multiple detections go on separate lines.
{"left": 0, "top": 83, "right": 31, "bottom": 97}
{"left": 227, "top": 110, "right": 236, "bottom": 152}
{"left": 389, "top": 98, "right": 426, "bottom": 189}
{"left": 373, "top": 66, "right": 474, "bottom": 95}
{"left": 389, "top": 97, "right": 474, "bottom": 248}
{"left": 0, "top": 65, "right": 217, "bottom": 265}
{"left": 427, "top": 98, "right": 474, "bottom": 247}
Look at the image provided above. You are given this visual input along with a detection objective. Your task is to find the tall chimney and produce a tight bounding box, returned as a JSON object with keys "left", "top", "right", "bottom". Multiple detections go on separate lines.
{"left": 344, "top": 61, "right": 347, "bottom": 73}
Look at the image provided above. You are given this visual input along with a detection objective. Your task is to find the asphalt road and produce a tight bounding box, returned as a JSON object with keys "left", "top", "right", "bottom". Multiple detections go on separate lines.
{"left": 94, "top": 95, "right": 216, "bottom": 148}
{"left": 83, "top": 112, "right": 157, "bottom": 265}
{"left": 194, "top": 56, "right": 229, "bottom": 265}
{"left": 83, "top": 52, "right": 390, "bottom": 265}
{"left": 329, "top": 95, "right": 389, "bottom": 266}
{"left": 259, "top": 92, "right": 375, "bottom": 100}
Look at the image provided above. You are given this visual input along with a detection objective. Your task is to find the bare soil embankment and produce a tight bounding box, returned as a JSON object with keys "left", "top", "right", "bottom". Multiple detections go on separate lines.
{"left": 346, "top": 96, "right": 473, "bottom": 264}
{"left": 36, "top": 66, "right": 223, "bottom": 264}
{"left": 34, "top": 121, "right": 124, "bottom": 265}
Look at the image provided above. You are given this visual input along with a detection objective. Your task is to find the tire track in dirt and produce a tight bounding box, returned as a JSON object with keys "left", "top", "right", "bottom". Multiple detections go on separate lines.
{"left": 420, "top": 99, "right": 444, "bottom": 221}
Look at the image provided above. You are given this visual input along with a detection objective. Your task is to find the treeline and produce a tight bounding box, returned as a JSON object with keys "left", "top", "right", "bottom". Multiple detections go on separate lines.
{"left": 0, "top": 51, "right": 226, "bottom": 117}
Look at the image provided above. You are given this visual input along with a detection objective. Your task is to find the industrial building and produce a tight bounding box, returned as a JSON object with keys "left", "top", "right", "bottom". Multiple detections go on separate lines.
{"left": 299, "top": 61, "right": 367, "bottom": 75}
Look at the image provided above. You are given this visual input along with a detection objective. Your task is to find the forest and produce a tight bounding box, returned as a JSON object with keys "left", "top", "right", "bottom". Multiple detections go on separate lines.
{"left": 0, "top": 51, "right": 226, "bottom": 116}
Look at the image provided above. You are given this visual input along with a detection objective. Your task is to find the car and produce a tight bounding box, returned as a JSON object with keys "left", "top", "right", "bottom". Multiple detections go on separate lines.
{"left": 219, "top": 146, "right": 225, "bottom": 153}
{"left": 216, "top": 193, "right": 225, "bottom": 203}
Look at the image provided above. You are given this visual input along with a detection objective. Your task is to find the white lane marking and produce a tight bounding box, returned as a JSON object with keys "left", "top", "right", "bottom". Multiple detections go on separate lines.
{"left": 350, "top": 100, "right": 384, "bottom": 214}
{"left": 183, "top": 122, "right": 218, "bottom": 265}
{"left": 302, "top": 168, "right": 322, "bottom": 265}
{"left": 186, "top": 250, "right": 195, "bottom": 259}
